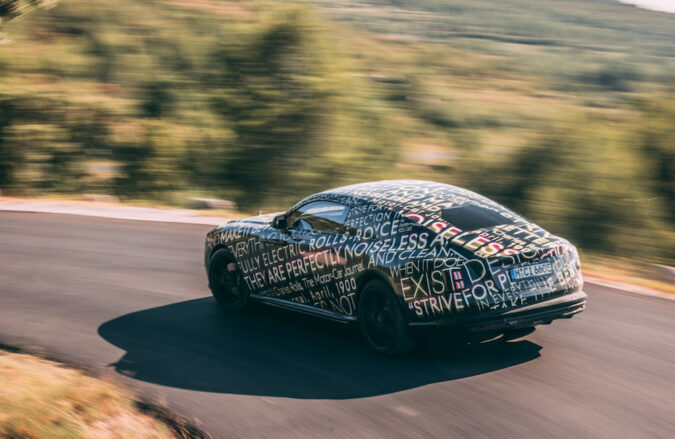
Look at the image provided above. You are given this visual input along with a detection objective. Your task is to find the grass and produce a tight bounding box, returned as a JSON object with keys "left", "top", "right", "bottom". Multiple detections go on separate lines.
{"left": 582, "top": 257, "right": 675, "bottom": 295}
{"left": 0, "top": 348, "right": 207, "bottom": 439}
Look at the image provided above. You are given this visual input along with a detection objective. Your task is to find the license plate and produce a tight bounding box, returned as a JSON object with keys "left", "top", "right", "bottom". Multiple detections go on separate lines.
{"left": 510, "top": 261, "right": 553, "bottom": 281}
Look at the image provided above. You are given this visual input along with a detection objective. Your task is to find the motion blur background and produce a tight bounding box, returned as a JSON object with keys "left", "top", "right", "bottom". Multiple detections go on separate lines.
{"left": 0, "top": 0, "right": 673, "bottom": 266}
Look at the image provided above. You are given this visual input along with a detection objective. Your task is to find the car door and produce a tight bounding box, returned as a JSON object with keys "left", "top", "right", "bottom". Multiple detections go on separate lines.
{"left": 284, "top": 200, "right": 353, "bottom": 313}
{"left": 251, "top": 223, "right": 304, "bottom": 301}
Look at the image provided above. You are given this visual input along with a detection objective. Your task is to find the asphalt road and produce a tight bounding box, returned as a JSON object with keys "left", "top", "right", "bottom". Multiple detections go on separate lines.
{"left": 0, "top": 211, "right": 673, "bottom": 438}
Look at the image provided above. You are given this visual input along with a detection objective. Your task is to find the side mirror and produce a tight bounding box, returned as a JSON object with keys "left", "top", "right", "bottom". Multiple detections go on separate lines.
{"left": 272, "top": 214, "right": 287, "bottom": 230}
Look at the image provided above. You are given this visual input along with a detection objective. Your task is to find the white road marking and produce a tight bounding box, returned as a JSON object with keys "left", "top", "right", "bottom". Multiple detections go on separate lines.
{"left": 0, "top": 199, "right": 229, "bottom": 226}
{"left": 584, "top": 276, "right": 673, "bottom": 301}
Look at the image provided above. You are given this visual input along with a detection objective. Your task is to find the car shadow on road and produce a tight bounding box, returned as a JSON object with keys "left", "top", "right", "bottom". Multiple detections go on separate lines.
{"left": 98, "top": 297, "right": 541, "bottom": 399}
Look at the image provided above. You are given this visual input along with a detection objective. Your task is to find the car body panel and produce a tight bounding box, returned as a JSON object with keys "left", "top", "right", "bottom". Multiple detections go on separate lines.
{"left": 205, "top": 180, "right": 586, "bottom": 326}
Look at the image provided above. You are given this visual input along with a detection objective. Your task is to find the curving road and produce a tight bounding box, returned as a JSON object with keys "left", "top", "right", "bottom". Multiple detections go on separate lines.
{"left": 0, "top": 211, "right": 673, "bottom": 438}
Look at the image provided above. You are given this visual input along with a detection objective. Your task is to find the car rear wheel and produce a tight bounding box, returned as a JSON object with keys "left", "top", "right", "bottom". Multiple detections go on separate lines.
{"left": 358, "top": 279, "right": 415, "bottom": 355}
{"left": 208, "top": 249, "right": 250, "bottom": 312}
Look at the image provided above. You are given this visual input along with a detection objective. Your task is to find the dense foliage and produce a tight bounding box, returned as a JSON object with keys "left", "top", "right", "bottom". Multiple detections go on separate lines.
{"left": 0, "top": 0, "right": 672, "bottom": 264}
{"left": 0, "top": 0, "right": 53, "bottom": 24}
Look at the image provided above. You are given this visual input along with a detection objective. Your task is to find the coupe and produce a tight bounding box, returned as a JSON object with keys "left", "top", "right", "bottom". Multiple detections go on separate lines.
{"left": 204, "top": 180, "right": 586, "bottom": 354}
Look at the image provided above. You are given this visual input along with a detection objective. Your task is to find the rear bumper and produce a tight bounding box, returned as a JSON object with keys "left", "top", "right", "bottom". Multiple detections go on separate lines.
{"left": 409, "top": 290, "right": 587, "bottom": 332}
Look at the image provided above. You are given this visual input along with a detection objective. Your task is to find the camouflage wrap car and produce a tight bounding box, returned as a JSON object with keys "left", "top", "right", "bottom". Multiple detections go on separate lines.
{"left": 204, "top": 180, "right": 587, "bottom": 354}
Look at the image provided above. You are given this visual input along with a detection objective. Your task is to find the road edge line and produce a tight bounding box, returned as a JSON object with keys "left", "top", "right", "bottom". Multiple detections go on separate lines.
{"left": 584, "top": 276, "right": 673, "bottom": 301}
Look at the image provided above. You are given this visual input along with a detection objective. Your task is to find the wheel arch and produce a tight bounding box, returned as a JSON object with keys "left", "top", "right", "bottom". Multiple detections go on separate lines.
{"left": 355, "top": 269, "right": 398, "bottom": 305}
{"left": 208, "top": 244, "right": 235, "bottom": 265}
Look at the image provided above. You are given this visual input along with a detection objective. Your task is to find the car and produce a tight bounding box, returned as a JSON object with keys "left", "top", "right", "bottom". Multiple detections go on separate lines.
{"left": 204, "top": 180, "right": 587, "bottom": 355}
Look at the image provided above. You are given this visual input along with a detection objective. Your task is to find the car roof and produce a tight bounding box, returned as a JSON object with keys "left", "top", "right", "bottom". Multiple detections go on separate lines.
{"left": 302, "top": 180, "right": 514, "bottom": 222}
{"left": 322, "top": 179, "right": 467, "bottom": 199}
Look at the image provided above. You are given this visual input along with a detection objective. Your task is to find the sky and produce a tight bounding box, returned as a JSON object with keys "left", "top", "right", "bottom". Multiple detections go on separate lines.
{"left": 616, "top": 0, "right": 675, "bottom": 13}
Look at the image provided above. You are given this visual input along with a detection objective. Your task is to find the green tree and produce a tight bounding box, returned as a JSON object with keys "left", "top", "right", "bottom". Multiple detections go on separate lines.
{"left": 0, "top": 97, "right": 19, "bottom": 188}
{"left": 637, "top": 93, "right": 675, "bottom": 225}
{"left": 1, "top": 1, "right": 57, "bottom": 191}
{"left": 211, "top": 7, "right": 334, "bottom": 208}
{"left": 0, "top": 0, "right": 54, "bottom": 26}
{"left": 3, "top": 123, "right": 85, "bottom": 192}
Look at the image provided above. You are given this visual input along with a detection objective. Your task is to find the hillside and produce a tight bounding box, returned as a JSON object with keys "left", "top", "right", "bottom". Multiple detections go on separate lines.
{"left": 0, "top": 0, "right": 672, "bottom": 263}
{"left": 318, "top": 0, "right": 675, "bottom": 86}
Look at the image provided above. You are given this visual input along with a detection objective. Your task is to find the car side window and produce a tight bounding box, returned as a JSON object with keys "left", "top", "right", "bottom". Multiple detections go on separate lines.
{"left": 288, "top": 201, "right": 350, "bottom": 234}
{"left": 294, "top": 218, "right": 313, "bottom": 232}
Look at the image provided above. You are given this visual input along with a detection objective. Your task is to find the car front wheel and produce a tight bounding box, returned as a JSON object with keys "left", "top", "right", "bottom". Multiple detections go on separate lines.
{"left": 208, "top": 249, "right": 250, "bottom": 312}
{"left": 358, "top": 279, "right": 415, "bottom": 355}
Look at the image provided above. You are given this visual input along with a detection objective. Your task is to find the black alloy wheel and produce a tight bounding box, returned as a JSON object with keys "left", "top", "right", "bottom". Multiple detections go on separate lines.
{"left": 208, "top": 249, "right": 250, "bottom": 311}
{"left": 358, "top": 279, "right": 415, "bottom": 355}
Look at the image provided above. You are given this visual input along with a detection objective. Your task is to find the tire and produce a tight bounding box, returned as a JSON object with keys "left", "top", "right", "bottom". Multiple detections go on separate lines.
{"left": 207, "top": 249, "right": 250, "bottom": 312}
{"left": 358, "top": 279, "right": 415, "bottom": 355}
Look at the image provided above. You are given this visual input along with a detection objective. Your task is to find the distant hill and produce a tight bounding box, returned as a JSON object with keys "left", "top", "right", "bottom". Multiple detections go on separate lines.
{"left": 0, "top": 0, "right": 672, "bottom": 263}
{"left": 316, "top": 0, "right": 675, "bottom": 84}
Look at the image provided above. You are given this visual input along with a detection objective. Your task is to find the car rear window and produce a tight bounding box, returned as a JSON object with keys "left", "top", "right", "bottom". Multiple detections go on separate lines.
{"left": 440, "top": 204, "right": 519, "bottom": 231}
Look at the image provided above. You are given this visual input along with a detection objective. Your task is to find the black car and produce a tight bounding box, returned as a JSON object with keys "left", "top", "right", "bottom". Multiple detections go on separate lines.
{"left": 204, "top": 180, "right": 586, "bottom": 354}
